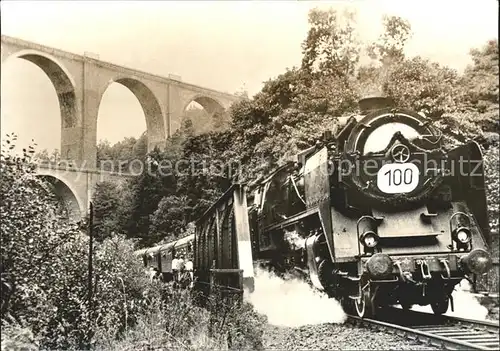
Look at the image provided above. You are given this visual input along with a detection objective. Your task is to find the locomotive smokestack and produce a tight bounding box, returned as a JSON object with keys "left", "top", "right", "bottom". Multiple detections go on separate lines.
{"left": 358, "top": 95, "right": 394, "bottom": 115}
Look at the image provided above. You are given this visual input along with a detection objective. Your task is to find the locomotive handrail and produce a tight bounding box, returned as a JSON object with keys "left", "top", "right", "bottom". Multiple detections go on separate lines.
{"left": 289, "top": 174, "right": 306, "bottom": 205}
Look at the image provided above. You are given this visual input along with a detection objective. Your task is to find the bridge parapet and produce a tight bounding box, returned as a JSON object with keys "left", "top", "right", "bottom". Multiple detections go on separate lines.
{"left": 36, "top": 162, "right": 138, "bottom": 178}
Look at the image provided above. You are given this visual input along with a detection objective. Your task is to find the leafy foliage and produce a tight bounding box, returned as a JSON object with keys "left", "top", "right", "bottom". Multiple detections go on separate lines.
{"left": 461, "top": 39, "right": 499, "bottom": 113}
{"left": 149, "top": 195, "right": 189, "bottom": 243}
{"left": 2, "top": 6, "right": 499, "bottom": 349}
{"left": 97, "top": 133, "right": 148, "bottom": 172}
{"left": 0, "top": 148, "right": 265, "bottom": 348}
{"left": 301, "top": 8, "right": 361, "bottom": 78}
{"left": 367, "top": 15, "right": 412, "bottom": 64}
{"left": 484, "top": 145, "right": 500, "bottom": 237}
{"left": 95, "top": 285, "right": 266, "bottom": 351}
{"left": 33, "top": 148, "right": 61, "bottom": 164}
{"left": 382, "top": 57, "right": 460, "bottom": 117}
{"left": 1, "top": 136, "right": 159, "bottom": 349}
{"left": 91, "top": 181, "right": 134, "bottom": 241}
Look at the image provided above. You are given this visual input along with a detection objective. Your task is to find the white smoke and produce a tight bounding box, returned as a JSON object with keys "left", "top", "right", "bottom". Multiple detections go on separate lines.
{"left": 244, "top": 267, "right": 347, "bottom": 327}
{"left": 408, "top": 279, "right": 490, "bottom": 320}
{"left": 284, "top": 229, "right": 305, "bottom": 250}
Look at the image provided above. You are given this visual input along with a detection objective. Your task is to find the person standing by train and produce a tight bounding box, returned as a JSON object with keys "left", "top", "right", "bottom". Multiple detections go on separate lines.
{"left": 172, "top": 253, "right": 180, "bottom": 285}
{"left": 148, "top": 267, "right": 159, "bottom": 283}
{"left": 177, "top": 254, "right": 185, "bottom": 283}
{"left": 184, "top": 256, "right": 194, "bottom": 288}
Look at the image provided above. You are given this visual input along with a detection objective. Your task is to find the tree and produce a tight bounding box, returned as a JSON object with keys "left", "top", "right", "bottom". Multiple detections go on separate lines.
{"left": 92, "top": 181, "right": 125, "bottom": 241}
{"left": 96, "top": 134, "right": 148, "bottom": 172}
{"left": 0, "top": 134, "right": 91, "bottom": 347}
{"left": 179, "top": 117, "right": 195, "bottom": 137}
{"left": 123, "top": 148, "right": 178, "bottom": 246}
{"left": 149, "top": 195, "right": 189, "bottom": 243}
{"left": 93, "top": 10, "right": 499, "bottom": 252}
{"left": 358, "top": 15, "right": 413, "bottom": 97}
{"left": 181, "top": 107, "right": 223, "bottom": 136}
{"left": 367, "top": 15, "right": 412, "bottom": 65}
{"left": 33, "top": 148, "right": 50, "bottom": 162}
{"left": 1, "top": 133, "right": 168, "bottom": 348}
{"left": 301, "top": 7, "right": 361, "bottom": 78}
{"left": 51, "top": 149, "right": 61, "bottom": 163}
{"left": 382, "top": 57, "right": 460, "bottom": 117}
{"left": 132, "top": 132, "right": 148, "bottom": 161}
{"left": 235, "top": 84, "right": 250, "bottom": 99}
{"left": 458, "top": 39, "right": 499, "bottom": 130}
{"left": 33, "top": 148, "right": 61, "bottom": 164}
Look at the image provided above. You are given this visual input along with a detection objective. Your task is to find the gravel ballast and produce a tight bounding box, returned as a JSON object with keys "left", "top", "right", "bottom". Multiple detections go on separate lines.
{"left": 263, "top": 323, "right": 440, "bottom": 350}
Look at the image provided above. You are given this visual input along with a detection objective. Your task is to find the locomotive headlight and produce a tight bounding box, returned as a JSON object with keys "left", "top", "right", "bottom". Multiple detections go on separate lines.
{"left": 453, "top": 227, "right": 471, "bottom": 244}
{"left": 361, "top": 231, "right": 379, "bottom": 248}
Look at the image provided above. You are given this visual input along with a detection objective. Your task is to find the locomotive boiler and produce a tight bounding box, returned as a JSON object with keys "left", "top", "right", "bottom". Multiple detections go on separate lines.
{"left": 247, "top": 96, "right": 493, "bottom": 318}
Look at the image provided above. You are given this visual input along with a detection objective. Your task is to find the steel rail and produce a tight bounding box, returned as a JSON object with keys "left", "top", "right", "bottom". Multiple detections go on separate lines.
{"left": 347, "top": 312, "right": 499, "bottom": 350}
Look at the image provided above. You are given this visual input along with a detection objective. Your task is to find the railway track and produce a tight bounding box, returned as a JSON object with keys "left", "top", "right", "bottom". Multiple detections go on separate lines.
{"left": 348, "top": 307, "right": 499, "bottom": 350}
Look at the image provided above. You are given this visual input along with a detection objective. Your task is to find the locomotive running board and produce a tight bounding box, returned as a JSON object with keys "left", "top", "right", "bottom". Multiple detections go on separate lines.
{"left": 262, "top": 207, "right": 318, "bottom": 232}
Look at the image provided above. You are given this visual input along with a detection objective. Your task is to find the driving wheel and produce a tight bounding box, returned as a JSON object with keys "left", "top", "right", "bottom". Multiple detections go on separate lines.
{"left": 341, "top": 296, "right": 355, "bottom": 315}
{"left": 431, "top": 295, "right": 449, "bottom": 315}
{"left": 355, "top": 290, "right": 374, "bottom": 318}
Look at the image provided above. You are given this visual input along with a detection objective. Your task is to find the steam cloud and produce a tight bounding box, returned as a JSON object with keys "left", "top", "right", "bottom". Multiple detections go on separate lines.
{"left": 284, "top": 229, "right": 306, "bottom": 250}
{"left": 408, "top": 279, "right": 490, "bottom": 320}
{"left": 244, "top": 267, "right": 347, "bottom": 327}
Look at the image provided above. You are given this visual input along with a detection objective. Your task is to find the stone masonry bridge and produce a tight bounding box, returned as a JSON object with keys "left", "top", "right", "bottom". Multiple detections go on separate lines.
{"left": 2, "top": 35, "right": 243, "bottom": 219}
{"left": 1, "top": 35, "right": 242, "bottom": 168}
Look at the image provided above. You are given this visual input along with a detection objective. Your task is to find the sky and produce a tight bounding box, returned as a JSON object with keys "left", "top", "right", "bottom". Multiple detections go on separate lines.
{"left": 1, "top": 0, "right": 498, "bottom": 153}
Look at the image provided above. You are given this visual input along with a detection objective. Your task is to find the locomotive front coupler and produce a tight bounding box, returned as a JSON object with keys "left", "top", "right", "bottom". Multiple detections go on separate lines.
{"left": 419, "top": 260, "right": 432, "bottom": 280}
{"left": 394, "top": 260, "right": 416, "bottom": 284}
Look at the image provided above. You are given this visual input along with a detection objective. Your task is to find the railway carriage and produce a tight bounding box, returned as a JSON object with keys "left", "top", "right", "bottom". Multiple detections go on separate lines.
{"left": 135, "top": 234, "right": 195, "bottom": 282}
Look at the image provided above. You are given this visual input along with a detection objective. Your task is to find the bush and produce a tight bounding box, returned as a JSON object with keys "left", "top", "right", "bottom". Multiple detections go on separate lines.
{"left": 1, "top": 136, "right": 169, "bottom": 349}
{"left": 0, "top": 134, "right": 266, "bottom": 349}
{"left": 96, "top": 284, "right": 266, "bottom": 351}
{"left": 483, "top": 145, "right": 500, "bottom": 237}
{"left": 91, "top": 235, "right": 153, "bottom": 346}
{"left": 1, "top": 319, "right": 39, "bottom": 351}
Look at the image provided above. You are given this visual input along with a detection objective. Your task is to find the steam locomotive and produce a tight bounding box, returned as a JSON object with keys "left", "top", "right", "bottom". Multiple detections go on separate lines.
{"left": 136, "top": 96, "right": 493, "bottom": 318}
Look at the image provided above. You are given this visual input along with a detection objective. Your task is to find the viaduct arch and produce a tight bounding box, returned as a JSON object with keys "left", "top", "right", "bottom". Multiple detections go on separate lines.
{"left": 36, "top": 174, "right": 84, "bottom": 223}
{"left": 35, "top": 164, "right": 135, "bottom": 220}
{"left": 1, "top": 35, "right": 242, "bottom": 168}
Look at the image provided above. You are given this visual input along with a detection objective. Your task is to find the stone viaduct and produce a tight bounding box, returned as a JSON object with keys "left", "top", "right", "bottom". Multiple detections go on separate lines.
{"left": 1, "top": 35, "right": 242, "bottom": 219}
{"left": 1, "top": 35, "right": 241, "bottom": 167}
